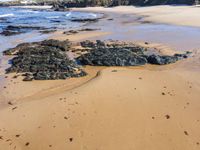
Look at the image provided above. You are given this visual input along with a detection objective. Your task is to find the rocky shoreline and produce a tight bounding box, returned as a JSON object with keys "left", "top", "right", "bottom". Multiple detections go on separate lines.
{"left": 0, "top": 0, "right": 197, "bottom": 8}
{"left": 3, "top": 39, "right": 191, "bottom": 81}
{"left": 3, "top": 39, "right": 87, "bottom": 81}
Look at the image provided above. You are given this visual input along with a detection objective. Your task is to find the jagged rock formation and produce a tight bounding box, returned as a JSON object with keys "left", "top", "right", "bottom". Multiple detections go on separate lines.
{"left": 3, "top": 39, "right": 190, "bottom": 81}
{"left": 4, "top": 39, "right": 86, "bottom": 81}
{"left": 77, "top": 40, "right": 190, "bottom": 66}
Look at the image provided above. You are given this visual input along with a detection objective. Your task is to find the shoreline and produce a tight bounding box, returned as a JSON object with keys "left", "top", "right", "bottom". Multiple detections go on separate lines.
{"left": 0, "top": 6, "right": 200, "bottom": 150}
{"left": 72, "top": 5, "right": 200, "bottom": 28}
{"left": 1, "top": 5, "right": 199, "bottom": 107}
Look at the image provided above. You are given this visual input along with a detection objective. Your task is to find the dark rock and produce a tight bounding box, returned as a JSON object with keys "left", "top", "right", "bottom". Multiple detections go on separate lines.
{"left": 80, "top": 40, "right": 96, "bottom": 48}
{"left": 77, "top": 41, "right": 148, "bottom": 66}
{"left": 174, "top": 53, "right": 188, "bottom": 59}
{"left": 23, "top": 74, "right": 33, "bottom": 81}
{"left": 4, "top": 39, "right": 86, "bottom": 81}
{"left": 40, "top": 39, "right": 71, "bottom": 51}
{"left": 77, "top": 40, "right": 189, "bottom": 66}
{"left": 3, "top": 39, "right": 71, "bottom": 55}
{"left": 147, "top": 54, "right": 178, "bottom": 65}
{"left": 70, "top": 18, "right": 99, "bottom": 22}
{"left": 5, "top": 25, "right": 46, "bottom": 31}
{"left": 79, "top": 28, "right": 99, "bottom": 31}
{"left": 52, "top": 1, "right": 70, "bottom": 11}
{"left": 40, "top": 29, "right": 57, "bottom": 34}
{"left": 0, "top": 30, "right": 24, "bottom": 36}
{"left": 0, "top": 25, "right": 48, "bottom": 36}
{"left": 63, "top": 30, "right": 79, "bottom": 35}
{"left": 63, "top": 28, "right": 99, "bottom": 35}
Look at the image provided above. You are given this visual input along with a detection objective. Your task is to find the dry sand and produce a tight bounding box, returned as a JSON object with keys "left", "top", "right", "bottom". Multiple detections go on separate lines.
{"left": 0, "top": 5, "right": 200, "bottom": 150}
{"left": 73, "top": 5, "right": 200, "bottom": 27}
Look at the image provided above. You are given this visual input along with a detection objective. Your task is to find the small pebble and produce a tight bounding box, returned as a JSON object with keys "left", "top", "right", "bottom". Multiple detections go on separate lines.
{"left": 69, "top": 138, "right": 73, "bottom": 142}
{"left": 25, "top": 142, "right": 29, "bottom": 146}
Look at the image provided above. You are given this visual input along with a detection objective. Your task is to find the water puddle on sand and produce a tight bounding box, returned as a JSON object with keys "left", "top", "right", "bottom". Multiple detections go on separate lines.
{"left": 102, "top": 23, "right": 200, "bottom": 51}
{"left": 88, "top": 13, "right": 200, "bottom": 51}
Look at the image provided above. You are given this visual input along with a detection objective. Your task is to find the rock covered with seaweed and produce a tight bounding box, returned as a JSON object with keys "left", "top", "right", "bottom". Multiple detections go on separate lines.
{"left": 3, "top": 39, "right": 190, "bottom": 81}
{"left": 77, "top": 40, "right": 190, "bottom": 66}
{"left": 4, "top": 39, "right": 86, "bottom": 81}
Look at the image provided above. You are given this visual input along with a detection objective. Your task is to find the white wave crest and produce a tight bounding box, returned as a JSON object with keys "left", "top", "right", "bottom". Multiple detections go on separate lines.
{"left": 89, "top": 13, "right": 97, "bottom": 18}
{"left": 0, "top": 13, "right": 14, "bottom": 18}
{"left": 66, "top": 12, "right": 72, "bottom": 17}
{"left": 46, "top": 16, "right": 60, "bottom": 19}
{"left": 20, "top": 10, "right": 39, "bottom": 13}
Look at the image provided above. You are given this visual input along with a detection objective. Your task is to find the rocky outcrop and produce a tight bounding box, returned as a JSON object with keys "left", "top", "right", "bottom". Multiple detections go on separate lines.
{"left": 63, "top": 28, "right": 99, "bottom": 35}
{"left": 0, "top": 25, "right": 48, "bottom": 36}
{"left": 3, "top": 39, "right": 71, "bottom": 55}
{"left": 77, "top": 40, "right": 190, "bottom": 66}
{"left": 77, "top": 40, "right": 147, "bottom": 66}
{"left": 146, "top": 55, "right": 178, "bottom": 65}
{"left": 70, "top": 18, "right": 100, "bottom": 23}
{"left": 4, "top": 39, "right": 86, "bottom": 81}
{"left": 52, "top": 1, "right": 70, "bottom": 11}
{"left": 4, "top": 39, "right": 190, "bottom": 81}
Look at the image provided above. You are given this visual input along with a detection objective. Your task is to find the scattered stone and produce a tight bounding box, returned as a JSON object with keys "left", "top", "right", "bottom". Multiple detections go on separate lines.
{"left": 12, "top": 107, "right": 18, "bottom": 110}
{"left": 8, "top": 101, "right": 13, "bottom": 105}
{"left": 197, "top": 142, "right": 199, "bottom": 145}
{"left": 162, "top": 92, "right": 166, "bottom": 95}
{"left": 184, "top": 131, "right": 189, "bottom": 136}
{"left": 25, "top": 142, "right": 30, "bottom": 146}
{"left": 64, "top": 116, "right": 68, "bottom": 120}
{"left": 70, "top": 18, "right": 99, "bottom": 22}
{"left": 0, "top": 25, "right": 48, "bottom": 36}
{"left": 40, "top": 30, "right": 57, "bottom": 34}
{"left": 63, "top": 28, "right": 99, "bottom": 35}
{"left": 79, "top": 28, "right": 99, "bottom": 32}
{"left": 152, "top": 117, "right": 155, "bottom": 119}
{"left": 15, "top": 135, "right": 20, "bottom": 138}
{"left": 165, "top": 115, "right": 170, "bottom": 119}
{"left": 111, "top": 70, "right": 118, "bottom": 72}
{"left": 63, "top": 30, "right": 79, "bottom": 35}
{"left": 69, "top": 138, "right": 73, "bottom": 142}
{"left": 0, "top": 30, "right": 23, "bottom": 36}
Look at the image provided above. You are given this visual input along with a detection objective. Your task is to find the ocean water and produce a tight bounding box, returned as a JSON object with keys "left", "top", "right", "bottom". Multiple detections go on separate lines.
{"left": 0, "top": 7, "right": 101, "bottom": 52}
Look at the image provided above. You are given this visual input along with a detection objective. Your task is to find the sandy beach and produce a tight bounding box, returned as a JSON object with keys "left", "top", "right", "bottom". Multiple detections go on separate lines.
{"left": 0, "top": 5, "right": 200, "bottom": 150}
{"left": 73, "top": 5, "right": 200, "bottom": 27}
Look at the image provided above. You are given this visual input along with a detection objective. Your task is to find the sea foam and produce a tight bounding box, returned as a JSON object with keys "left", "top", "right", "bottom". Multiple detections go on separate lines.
{"left": 0, "top": 13, "right": 14, "bottom": 18}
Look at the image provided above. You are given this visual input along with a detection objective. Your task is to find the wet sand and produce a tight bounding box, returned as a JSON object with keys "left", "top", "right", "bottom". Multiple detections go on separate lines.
{"left": 0, "top": 6, "right": 200, "bottom": 150}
